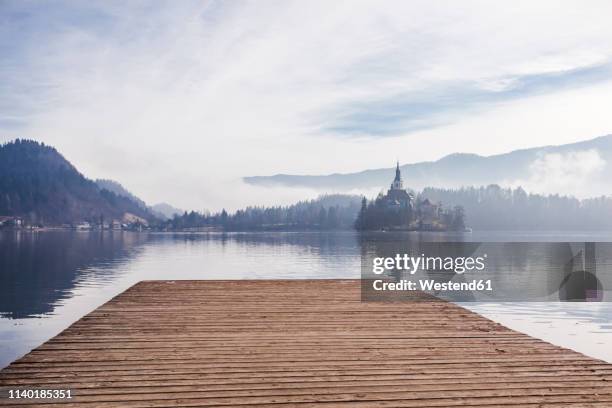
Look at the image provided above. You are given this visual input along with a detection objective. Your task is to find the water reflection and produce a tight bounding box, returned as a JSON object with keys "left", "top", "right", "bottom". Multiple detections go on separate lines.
{"left": 0, "top": 231, "right": 148, "bottom": 318}
{"left": 361, "top": 240, "right": 612, "bottom": 302}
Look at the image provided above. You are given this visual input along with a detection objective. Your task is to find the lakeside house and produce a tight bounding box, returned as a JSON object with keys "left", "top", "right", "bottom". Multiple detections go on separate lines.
{"left": 0, "top": 213, "right": 149, "bottom": 231}
{"left": 0, "top": 216, "right": 22, "bottom": 228}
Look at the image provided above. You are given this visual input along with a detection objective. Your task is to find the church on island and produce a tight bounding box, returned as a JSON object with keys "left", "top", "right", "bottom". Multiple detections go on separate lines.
{"left": 355, "top": 162, "right": 465, "bottom": 231}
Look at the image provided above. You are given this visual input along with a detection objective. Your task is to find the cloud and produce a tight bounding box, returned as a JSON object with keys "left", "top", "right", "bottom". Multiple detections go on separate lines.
{"left": 506, "top": 150, "right": 607, "bottom": 198}
{"left": 2, "top": 1, "right": 612, "bottom": 209}
{"left": 328, "top": 62, "right": 612, "bottom": 136}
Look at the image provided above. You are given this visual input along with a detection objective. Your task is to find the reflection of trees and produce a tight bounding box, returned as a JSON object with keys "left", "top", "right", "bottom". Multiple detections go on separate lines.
{"left": 0, "top": 231, "right": 148, "bottom": 318}
{"left": 166, "top": 231, "right": 362, "bottom": 260}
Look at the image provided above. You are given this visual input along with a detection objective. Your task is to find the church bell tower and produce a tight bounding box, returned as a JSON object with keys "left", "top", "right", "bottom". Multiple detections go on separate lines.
{"left": 391, "top": 161, "right": 403, "bottom": 190}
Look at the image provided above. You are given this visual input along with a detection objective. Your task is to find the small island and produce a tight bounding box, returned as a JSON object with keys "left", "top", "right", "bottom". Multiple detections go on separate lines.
{"left": 354, "top": 162, "right": 466, "bottom": 231}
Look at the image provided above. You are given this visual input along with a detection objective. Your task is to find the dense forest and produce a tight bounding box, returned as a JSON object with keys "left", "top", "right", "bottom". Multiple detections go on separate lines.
{"left": 0, "top": 140, "right": 154, "bottom": 225}
{"left": 421, "top": 185, "right": 612, "bottom": 230}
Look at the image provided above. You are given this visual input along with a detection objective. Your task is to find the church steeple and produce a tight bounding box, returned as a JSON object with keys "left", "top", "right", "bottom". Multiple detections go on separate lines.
{"left": 391, "top": 161, "right": 403, "bottom": 190}
{"left": 394, "top": 161, "right": 401, "bottom": 182}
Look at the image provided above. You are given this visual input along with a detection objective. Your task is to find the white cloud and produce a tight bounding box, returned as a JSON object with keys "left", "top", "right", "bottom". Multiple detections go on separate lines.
{"left": 2, "top": 1, "right": 612, "bottom": 210}
{"left": 505, "top": 150, "right": 607, "bottom": 198}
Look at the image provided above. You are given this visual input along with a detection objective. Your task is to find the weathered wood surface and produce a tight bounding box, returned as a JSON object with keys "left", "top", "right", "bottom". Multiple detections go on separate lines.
{"left": 1, "top": 279, "right": 612, "bottom": 407}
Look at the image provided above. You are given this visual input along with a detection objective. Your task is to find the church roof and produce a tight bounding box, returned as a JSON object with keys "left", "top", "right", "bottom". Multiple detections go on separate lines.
{"left": 386, "top": 189, "right": 411, "bottom": 200}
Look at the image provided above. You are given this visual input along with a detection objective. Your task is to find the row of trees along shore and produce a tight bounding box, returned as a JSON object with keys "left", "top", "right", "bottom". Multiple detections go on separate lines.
{"left": 162, "top": 185, "right": 612, "bottom": 231}
{"left": 164, "top": 195, "right": 362, "bottom": 231}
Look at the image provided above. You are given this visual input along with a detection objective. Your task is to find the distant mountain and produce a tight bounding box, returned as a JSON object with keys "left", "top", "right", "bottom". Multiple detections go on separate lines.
{"left": 151, "top": 202, "right": 183, "bottom": 219}
{"left": 244, "top": 134, "right": 612, "bottom": 197}
{"left": 0, "top": 139, "right": 155, "bottom": 225}
{"left": 95, "top": 180, "right": 184, "bottom": 221}
{"left": 96, "top": 179, "right": 147, "bottom": 209}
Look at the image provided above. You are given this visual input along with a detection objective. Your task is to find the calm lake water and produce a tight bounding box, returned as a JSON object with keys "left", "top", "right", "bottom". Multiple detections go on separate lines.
{"left": 1, "top": 230, "right": 612, "bottom": 368}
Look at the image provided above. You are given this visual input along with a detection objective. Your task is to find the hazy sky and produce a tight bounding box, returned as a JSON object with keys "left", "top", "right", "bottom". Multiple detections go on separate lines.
{"left": 2, "top": 1, "right": 612, "bottom": 211}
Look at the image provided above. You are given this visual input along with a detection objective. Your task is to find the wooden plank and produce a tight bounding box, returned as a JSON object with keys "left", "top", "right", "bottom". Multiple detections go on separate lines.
{"left": 1, "top": 279, "right": 611, "bottom": 407}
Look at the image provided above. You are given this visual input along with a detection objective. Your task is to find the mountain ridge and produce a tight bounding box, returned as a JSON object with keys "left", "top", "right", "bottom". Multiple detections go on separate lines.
{"left": 244, "top": 134, "right": 612, "bottom": 196}
{"left": 95, "top": 179, "right": 148, "bottom": 210}
{"left": 151, "top": 202, "right": 184, "bottom": 219}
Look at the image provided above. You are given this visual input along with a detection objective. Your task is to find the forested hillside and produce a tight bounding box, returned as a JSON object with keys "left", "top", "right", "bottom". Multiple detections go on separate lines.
{"left": 0, "top": 140, "right": 154, "bottom": 225}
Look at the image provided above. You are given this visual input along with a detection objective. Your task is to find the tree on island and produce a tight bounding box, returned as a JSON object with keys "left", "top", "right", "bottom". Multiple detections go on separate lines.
{"left": 451, "top": 205, "right": 466, "bottom": 231}
{"left": 354, "top": 195, "right": 465, "bottom": 231}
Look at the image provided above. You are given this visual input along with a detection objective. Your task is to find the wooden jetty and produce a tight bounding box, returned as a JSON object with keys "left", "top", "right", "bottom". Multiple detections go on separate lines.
{"left": 1, "top": 279, "right": 612, "bottom": 407}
